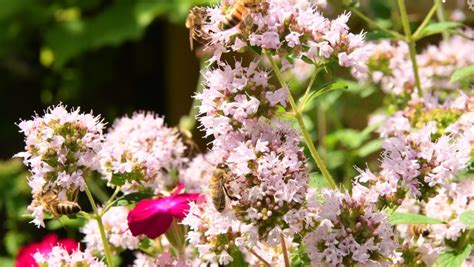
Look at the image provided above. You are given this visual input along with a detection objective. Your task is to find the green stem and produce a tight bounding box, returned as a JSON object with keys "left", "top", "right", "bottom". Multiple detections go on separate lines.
{"left": 435, "top": 0, "right": 449, "bottom": 40}
{"left": 265, "top": 51, "right": 337, "bottom": 190}
{"left": 298, "top": 67, "right": 321, "bottom": 113}
{"left": 412, "top": 0, "right": 442, "bottom": 40}
{"left": 397, "top": 0, "right": 423, "bottom": 97}
{"left": 101, "top": 186, "right": 121, "bottom": 216}
{"left": 280, "top": 233, "right": 290, "bottom": 267}
{"left": 84, "top": 182, "right": 114, "bottom": 267}
{"left": 349, "top": 7, "right": 405, "bottom": 40}
{"left": 246, "top": 247, "right": 271, "bottom": 267}
{"left": 179, "top": 57, "right": 208, "bottom": 132}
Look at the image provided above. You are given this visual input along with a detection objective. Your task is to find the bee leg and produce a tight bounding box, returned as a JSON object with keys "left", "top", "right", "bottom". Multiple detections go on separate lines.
{"left": 223, "top": 184, "right": 238, "bottom": 201}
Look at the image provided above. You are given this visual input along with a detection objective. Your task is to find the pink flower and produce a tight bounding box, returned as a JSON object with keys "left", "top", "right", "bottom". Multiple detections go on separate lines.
{"left": 16, "top": 233, "right": 78, "bottom": 267}
{"left": 128, "top": 184, "right": 202, "bottom": 239}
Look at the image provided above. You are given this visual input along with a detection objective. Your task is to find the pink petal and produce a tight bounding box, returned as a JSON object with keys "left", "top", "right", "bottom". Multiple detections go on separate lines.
{"left": 128, "top": 210, "right": 173, "bottom": 239}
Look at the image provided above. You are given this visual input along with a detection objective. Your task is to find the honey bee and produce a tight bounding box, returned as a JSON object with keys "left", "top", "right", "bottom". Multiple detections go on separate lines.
{"left": 407, "top": 224, "right": 430, "bottom": 239}
{"left": 35, "top": 189, "right": 81, "bottom": 217}
{"left": 185, "top": 6, "right": 210, "bottom": 50}
{"left": 219, "top": 0, "right": 266, "bottom": 30}
{"left": 177, "top": 127, "right": 200, "bottom": 158}
{"left": 210, "top": 164, "right": 237, "bottom": 212}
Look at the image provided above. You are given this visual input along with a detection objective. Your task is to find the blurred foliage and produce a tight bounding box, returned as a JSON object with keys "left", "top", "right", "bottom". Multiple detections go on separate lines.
{"left": 0, "top": 159, "right": 29, "bottom": 261}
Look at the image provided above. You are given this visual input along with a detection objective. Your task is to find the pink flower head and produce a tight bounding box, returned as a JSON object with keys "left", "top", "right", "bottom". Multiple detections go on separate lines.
{"left": 16, "top": 233, "right": 78, "bottom": 267}
{"left": 128, "top": 184, "right": 202, "bottom": 239}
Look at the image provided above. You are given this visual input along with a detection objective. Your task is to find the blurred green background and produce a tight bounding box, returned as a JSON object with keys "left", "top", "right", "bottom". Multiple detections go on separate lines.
{"left": 0, "top": 0, "right": 472, "bottom": 265}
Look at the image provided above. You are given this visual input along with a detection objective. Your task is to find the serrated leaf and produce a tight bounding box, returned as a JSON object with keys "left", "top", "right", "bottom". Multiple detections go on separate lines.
{"left": 388, "top": 212, "right": 446, "bottom": 225}
{"left": 417, "top": 22, "right": 460, "bottom": 40}
{"left": 434, "top": 245, "right": 472, "bottom": 267}
{"left": 460, "top": 210, "right": 474, "bottom": 228}
{"left": 113, "top": 192, "right": 154, "bottom": 207}
{"left": 450, "top": 65, "right": 474, "bottom": 83}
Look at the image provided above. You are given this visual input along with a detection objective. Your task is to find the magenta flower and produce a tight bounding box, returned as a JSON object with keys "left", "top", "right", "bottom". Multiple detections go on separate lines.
{"left": 128, "top": 184, "right": 202, "bottom": 239}
{"left": 16, "top": 233, "right": 78, "bottom": 267}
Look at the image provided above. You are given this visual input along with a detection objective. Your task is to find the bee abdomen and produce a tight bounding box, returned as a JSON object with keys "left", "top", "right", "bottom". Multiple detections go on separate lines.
{"left": 212, "top": 189, "right": 226, "bottom": 212}
{"left": 220, "top": 4, "right": 246, "bottom": 30}
{"left": 56, "top": 202, "right": 81, "bottom": 215}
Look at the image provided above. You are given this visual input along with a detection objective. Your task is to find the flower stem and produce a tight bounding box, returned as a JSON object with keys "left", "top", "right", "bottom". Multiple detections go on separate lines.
{"left": 397, "top": 0, "right": 423, "bottom": 97}
{"left": 246, "top": 247, "right": 271, "bottom": 267}
{"left": 265, "top": 51, "right": 337, "bottom": 190}
{"left": 280, "top": 233, "right": 290, "bottom": 267}
{"left": 412, "top": 0, "right": 442, "bottom": 40}
{"left": 84, "top": 182, "right": 114, "bottom": 267}
{"left": 101, "top": 186, "right": 121, "bottom": 215}
{"left": 435, "top": 0, "right": 449, "bottom": 40}
{"left": 179, "top": 57, "right": 208, "bottom": 132}
{"left": 349, "top": 7, "right": 405, "bottom": 40}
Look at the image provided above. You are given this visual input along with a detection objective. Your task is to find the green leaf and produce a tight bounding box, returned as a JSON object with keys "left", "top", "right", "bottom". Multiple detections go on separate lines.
{"left": 0, "top": 257, "right": 14, "bottom": 267}
{"left": 47, "top": 216, "right": 86, "bottom": 230}
{"left": 110, "top": 173, "right": 126, "bottom": 186}
{"left": 300, "top": 81, "right": 348, "bottom": 111}
{"left": 356, "top": 139, "right": 382, "bottom": 157}
{"left": 229, "top": 245, "right": 248, "bottom": 267}
{"left": 434, "top": 245, "right": 472, "bottom": 267}
{"left": 450, "top": 65, "right": 474, "bottom": 83}
{"left": 388, "top": 212, "right": 446, "bottom": 225}
{"left": 309, "top": 173, "right": 330, "bottom": 189}
{"left": 460, "top": 211, "right": 474, "bottom": 229}
{"left": 417, "top": 22, "right": 460, "bottom": 40}
{"left": 45, "top": 0, "right": 170, "bottom": 68}
{"left": 113, "top": 192, "right": 154, "bottom": 207}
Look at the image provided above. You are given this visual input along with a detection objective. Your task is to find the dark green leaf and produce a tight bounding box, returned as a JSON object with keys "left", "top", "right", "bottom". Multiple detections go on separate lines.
{"left": 459, "top": 211, "right": 474, "bottom": 229}
{"left": 229, "top": 245, "right": 248, "bottom": 267}
{"left": 47, "top": 216, "right": 86, "bottom": 230}
{"left": 434, "top": 245, "right": 472, "bottom": 267}
{"left": 110, "top": 173, "right": 126, "bottom": 186}
{"left": 450, "top": 65, "right": 474, "bottom": 83}
{"left": 389, "top": 212, "right": 446, "bottom": 225}
{"left": 417, "top": 22, "right": 460, "bottom": 40}
{"left": 113, "top": 192, "right": 154, "bottom": 207}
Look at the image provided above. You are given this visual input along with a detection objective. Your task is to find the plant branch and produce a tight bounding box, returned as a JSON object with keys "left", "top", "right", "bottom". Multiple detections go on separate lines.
{"left": 179, "top": 57, "right": 208, "bottom": 131}
{"left": 349, "top": 7, "right": 405, "bottom": 40}
{"left": 397, "top": 0, "right": 423, "bottom": 97}
{"left": 280, "top": 233, "right": 290, "bottom": 267}
{"left": 246, "top": 247, "right": 271, "bottom": 267}
{"left": 435, "top": 0, "right": 449, "bottom": 40}
{"left": 264, "top": 51, "right": 337, "bottom": 190}
{"left": 101, "top": 186, "right": 121, "bottom": 215}
{"left": 84, "top": 181, "right": 114, "bottom": 267}
{"left": 412, "top": 0, "right": 442, "bottom": 40}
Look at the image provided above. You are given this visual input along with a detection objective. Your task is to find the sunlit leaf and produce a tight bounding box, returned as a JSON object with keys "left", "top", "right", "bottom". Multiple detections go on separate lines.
{"left": 309, "top": 173, "right": 330, "bottom": 189}
{"left": 459, "top": 211, "right": 474, "bottom": 229}
{"left": 450, "top": 65, "right": 474, "bottom": 83}
{"left": 417, "top": 22, "right": 460, "bottom": 40}
{"left": 356, "top": 139, "right": 382, "bottom": 157}
{"left": 434, "top": 245, "right": 472, "bottom": 267}
{"left": 388, "top": 212, "right": 446, "bottom": 225}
